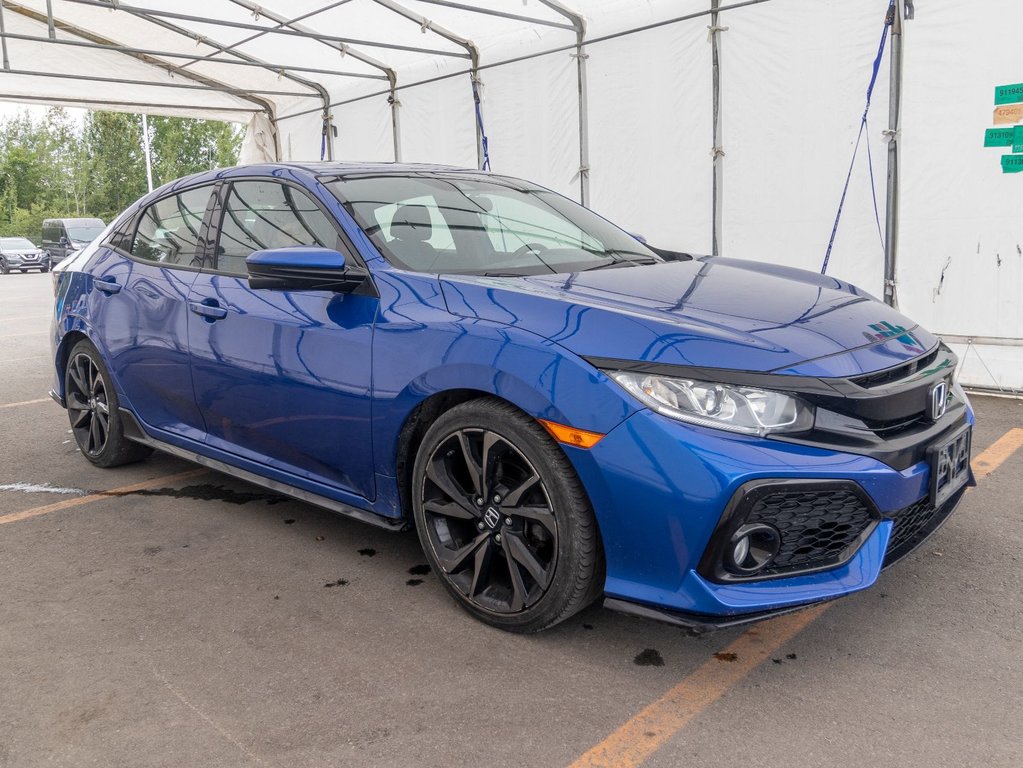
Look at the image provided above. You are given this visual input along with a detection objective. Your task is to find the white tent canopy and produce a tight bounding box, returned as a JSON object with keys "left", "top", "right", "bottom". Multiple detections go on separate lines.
{"left": 1, "top": 0, "right": 1021, "bottom": 391}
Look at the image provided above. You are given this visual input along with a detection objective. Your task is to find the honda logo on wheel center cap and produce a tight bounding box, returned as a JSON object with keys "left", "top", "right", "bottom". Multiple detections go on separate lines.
{"left": 483, "top": 507, "right": 501, "bottom": 529}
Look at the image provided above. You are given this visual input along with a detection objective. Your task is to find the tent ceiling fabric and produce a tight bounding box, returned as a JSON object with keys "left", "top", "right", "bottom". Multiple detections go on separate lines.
{"left": 0, "top": 0, "right": 606, "bottom": 123}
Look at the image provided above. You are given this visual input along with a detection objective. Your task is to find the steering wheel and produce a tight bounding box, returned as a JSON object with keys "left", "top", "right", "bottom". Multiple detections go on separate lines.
{"left": 511, "top": 242, "right": 550, "bottom": 259}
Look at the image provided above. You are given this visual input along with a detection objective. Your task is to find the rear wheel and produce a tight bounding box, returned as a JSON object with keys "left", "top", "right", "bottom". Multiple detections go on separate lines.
{"left": 412, "top": 398, "right": 603, "bottom": 633}
{"left": 65, "top": 339, "right": 153, "bottom": 467}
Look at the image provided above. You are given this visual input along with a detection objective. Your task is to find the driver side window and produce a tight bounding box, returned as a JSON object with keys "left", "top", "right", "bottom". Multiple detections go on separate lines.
{"left": 215, "top": 181, "right": 339, "bottom": 276}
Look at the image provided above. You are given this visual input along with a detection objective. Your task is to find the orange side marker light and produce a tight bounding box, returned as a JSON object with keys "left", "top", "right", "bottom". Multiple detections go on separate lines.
{"left": 538, "top": 419, "right": 605, "bottom": 449}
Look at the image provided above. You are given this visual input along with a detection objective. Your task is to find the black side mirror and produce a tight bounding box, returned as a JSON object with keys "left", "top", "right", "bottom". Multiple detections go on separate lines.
{"left": 60, "top": 236, "right": 70, "bottom": 246}
{"left": 245, "top": 247, "right": 371, "bottom": 293}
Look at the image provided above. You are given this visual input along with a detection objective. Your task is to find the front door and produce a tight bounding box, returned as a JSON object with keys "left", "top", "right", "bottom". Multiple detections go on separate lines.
{"left": 187, "top": 179, "right": 377, "bottom": 501}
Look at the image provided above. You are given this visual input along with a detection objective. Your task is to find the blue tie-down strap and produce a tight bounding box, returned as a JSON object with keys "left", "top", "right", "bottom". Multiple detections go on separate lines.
{"left": 821, "top": 1, "right": 893, "bottom": 275}
{"left": 472, "top": 79, "right": 492, "bottom": 171}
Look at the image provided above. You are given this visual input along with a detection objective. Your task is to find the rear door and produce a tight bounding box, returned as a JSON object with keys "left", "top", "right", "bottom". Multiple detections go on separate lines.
{"left": 187, "top": 178, "right": 378, "bottom": 500}
{"left": 87, "top": 184, "right": 216, "bottom": 439}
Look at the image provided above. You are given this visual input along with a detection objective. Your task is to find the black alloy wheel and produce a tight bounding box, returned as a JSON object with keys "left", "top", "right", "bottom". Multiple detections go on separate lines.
{"left": 67, "top": 351, "right": 111, "bottom": 458}
{"left": 65, "top": 340, "right": 152, "bottom": 467}
{"left": 412, "top": 398, "right": 603, "bottom": 632}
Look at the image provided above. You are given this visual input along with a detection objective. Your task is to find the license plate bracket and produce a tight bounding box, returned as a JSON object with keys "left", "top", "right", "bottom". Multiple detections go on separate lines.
{"left": 929, "top": 425, "right": 971, "bottom": 508}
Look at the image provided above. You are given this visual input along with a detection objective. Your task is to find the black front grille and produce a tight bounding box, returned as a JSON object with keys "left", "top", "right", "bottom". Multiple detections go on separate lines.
{"left": 882, "top": 489, "right": 965, "bottom": 567}
{"left": 850, "top": 348, "right": 940, "bottom": 389}
{"left": 745, "top": 489, "right": 876, "bottom": 576}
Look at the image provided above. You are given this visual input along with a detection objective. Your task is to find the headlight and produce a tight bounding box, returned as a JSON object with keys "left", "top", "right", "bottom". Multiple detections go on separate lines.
{"left": 607, "top": 370, "right": 815, "bottom": 436}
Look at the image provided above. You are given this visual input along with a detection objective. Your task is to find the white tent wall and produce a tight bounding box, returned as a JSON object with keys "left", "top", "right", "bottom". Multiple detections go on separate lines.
{"left": 585, "top": 18, "right": 713, "bottom": 253}
{"left": 718, "top": 0, "right": 893, "bottom": 296}
{"left": 898, "top": 1, "right": 1023, "bottom": 392}
{"left": 331, "top": 96, "right": 394, "bottom": 162}
{"left": 393, "top": 76, "right": 477, "bottom": 168}
{"left": 481, "top": 51, "right": 579, "bottom": 200}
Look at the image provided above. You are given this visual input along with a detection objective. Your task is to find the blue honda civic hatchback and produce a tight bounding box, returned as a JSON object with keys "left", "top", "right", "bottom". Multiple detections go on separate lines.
{"left": 50, "top": 163, "right": 974, "bottom": 633}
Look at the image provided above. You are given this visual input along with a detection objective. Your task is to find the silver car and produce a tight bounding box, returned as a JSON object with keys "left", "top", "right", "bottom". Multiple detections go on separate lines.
{"left": 0, "top": 237, "right": 50, "bottom": 274}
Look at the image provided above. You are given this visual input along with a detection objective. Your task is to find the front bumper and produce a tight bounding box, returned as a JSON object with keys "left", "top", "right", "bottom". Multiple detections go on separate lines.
{"left": 566, "top": 406, "right": 972, "bottom": 624}
{"left": 5, "top": 254, "right": 48, "bottom": 269}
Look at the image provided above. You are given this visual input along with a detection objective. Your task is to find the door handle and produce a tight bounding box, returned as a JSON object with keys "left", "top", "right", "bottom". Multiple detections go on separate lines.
{"left": 94, "top": 278, "right": 121, "bottom": 294}
{"left": 188, "top": 300, "right": 228, "bottom": 320}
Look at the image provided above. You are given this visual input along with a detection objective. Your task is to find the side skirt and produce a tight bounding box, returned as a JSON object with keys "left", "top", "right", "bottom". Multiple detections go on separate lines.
{"left": 119, "top": 408, "right": 407, "bottom": 532}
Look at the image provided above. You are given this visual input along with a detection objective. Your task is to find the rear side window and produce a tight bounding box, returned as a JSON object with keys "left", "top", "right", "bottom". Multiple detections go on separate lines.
{"left": 215, "top": 181, "right": 338, "bottom": 275}
{"left": 130, "top": 185, "right": 215, "bottom": 266}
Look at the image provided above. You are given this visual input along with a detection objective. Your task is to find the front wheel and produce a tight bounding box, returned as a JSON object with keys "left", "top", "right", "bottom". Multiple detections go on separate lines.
{"left": 65, "top": 339, "right": 153, "bottom": 467}
{"left": 0, "top": 259, "right": 8, "bottom": 274}
{"left": 412, "top": 398, "right": 603, "bottom": 633}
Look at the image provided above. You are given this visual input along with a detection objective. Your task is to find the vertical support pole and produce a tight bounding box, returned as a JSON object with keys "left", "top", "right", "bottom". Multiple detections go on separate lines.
{"left": 141, "top": 113, "right": 154, "bottom": 192}
{"left": 388, "top": 73, "right": 402, "bottom": 162}
{"left": 710, "top": 0, "right": 725, "bottom": 257}
{"left": 883, "top": 0, "right": 906, "bottom": 307}
{"left": 322, "top": 110, "right": 335, "bottom": 161}
{"left": 471, "top": 62, "right": 487, "bottom": 170}
{"left": 44, "top": 0, "right": 56, "bottom": 39}
{"left": 0, "top": 3, "right": 11, "bottom": 71}
{"left": 574, "top": 29, "right": 590, "bottom": 206}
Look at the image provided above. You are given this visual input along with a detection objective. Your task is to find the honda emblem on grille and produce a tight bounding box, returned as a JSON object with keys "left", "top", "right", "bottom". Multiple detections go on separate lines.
{"left": 928, "top": 381, "right": 949, "bottom": 421}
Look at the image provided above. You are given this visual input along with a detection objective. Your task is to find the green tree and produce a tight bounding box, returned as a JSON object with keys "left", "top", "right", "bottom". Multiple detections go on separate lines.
{"left": 80, "top": 111, "right": 148, "bottom": 220}
{"left": 149, "top": 116, "right": 243, "bottom": 188}
{"left": 0, "top": 108, "right": 244, "bottom": 238}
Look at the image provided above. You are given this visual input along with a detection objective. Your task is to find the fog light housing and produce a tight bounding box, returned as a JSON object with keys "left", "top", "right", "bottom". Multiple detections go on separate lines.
{"left": 725, "top": 523, "right": 781, "bottom": 575}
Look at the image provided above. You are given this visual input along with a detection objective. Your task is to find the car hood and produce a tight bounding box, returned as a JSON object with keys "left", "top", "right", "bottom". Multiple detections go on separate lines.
{"left": 439, "top": 257, "right": 937, "bottom": 377}
{"left": 3, "top": 248, "right": 41, "bottom": 254}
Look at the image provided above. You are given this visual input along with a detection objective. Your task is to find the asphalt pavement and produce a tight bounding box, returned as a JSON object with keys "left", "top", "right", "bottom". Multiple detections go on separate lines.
{"left": 1, "top": 270, "right": 1020, "bottom": 767}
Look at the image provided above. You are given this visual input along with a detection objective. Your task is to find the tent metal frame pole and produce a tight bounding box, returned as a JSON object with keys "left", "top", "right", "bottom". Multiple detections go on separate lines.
{"left": 0, "top": 66, "right": 314, "bottom": 98}
{"left": 44, "top": 0, "right": 55, "bottom": 39}
{"left": 62, "top": 0, "right": 471, "bottom": 58}
{"left": 883, "top": 0, "right": 906, "bottom": 308}
{"left": 0, "top": 31, "right": 387, "bottom": 80}
{"left": 4, "top": 1, "right": 281, "bottom": 118}
{"left": 0, "top": 3, "right": 10, "bottom": 71}
{"left": 0, "top": 92, "right": 261, "bottom": 113}
{"left": 221, "top": 0, "right": 400, "bottom": 164}
{"left": 710, "top": 0, "right": 724, "bottom": 257}
{"left": 417, "top": 0, "right": 574, "bottom": 31}
{"left": 389, "top": 72, "right": 402, "bottom": 162}
{"left": 368, "top": 0, "right": 484, "bottom": 168}
{"left": 171, "top": 0, "right": 354, "bottom": 75}
{"left": 141, "top": 113, "right": 154, "bottom": 192}
{"left": 539, "top": 0, "right": 589, "bottom": 206}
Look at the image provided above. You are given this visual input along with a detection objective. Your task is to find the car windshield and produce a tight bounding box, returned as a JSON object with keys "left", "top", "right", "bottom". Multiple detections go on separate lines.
{"left": 66, "top": 225, "right": 104, "bottom": 241}
{"left": 327, "top": 174, "right": 661, "bottom": 276}
{"left": 0, "top": 238, "right": 36, "bottom": 250}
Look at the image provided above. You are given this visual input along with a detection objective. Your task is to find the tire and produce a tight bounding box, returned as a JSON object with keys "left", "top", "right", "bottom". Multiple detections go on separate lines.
{"left": 412, "top": 397, "right": 603, "bottom": 633}
{"left": 65, "top": 339, "right": 153, "bottom": 468}
{"left": 41, "top": 265, "right": 50, "bottom": 273}
{"left": 0, "top": 259, "right": 8, "bottom": 275}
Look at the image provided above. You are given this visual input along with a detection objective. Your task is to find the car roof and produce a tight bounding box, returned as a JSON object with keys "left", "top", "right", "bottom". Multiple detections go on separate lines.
{"left": 168, "top": 162, "right": 498, "bottom": 189}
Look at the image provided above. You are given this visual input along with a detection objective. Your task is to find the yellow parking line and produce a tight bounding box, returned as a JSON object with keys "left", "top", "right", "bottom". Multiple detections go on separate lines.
{"left": 569, "top": 605, "right": 828, "bottom": 768}
{"left": 0, "top": 469, "right": 207, "bottom": 526}
{"left": 569, "top": 427, "right": 1023, "bottom": 768}
{"left": 0, "top": 397, "right": 51, "bottom": 409}
{"left": 970, "top": 427, "right": 1023, "bottom": 480}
